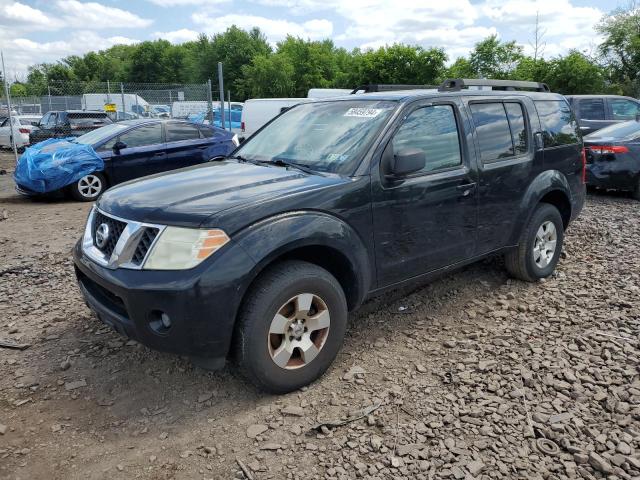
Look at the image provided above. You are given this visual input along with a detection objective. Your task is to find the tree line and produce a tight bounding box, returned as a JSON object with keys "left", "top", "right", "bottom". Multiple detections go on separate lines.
{"left": 6, "top": 4, "right": 640, "bottom": 101}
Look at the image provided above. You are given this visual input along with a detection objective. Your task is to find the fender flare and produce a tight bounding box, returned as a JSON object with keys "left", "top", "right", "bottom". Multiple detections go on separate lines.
{"left": 234, "top": 210, "right": 372, "bottom": 309}
{"left": 509, "top": 170, "right": 572, "bottom": 245}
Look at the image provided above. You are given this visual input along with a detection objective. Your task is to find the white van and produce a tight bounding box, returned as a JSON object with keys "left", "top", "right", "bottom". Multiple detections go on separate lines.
{"left": 240, "top": 98, "right": 306, "bottom": 139}
{"left": 307, "top": 88, "right": 353, "bottom": 99}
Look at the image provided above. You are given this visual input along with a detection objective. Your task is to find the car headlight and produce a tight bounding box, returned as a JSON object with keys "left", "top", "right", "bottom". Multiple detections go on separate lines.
{"left": 232, "top": 134, "right": 240, "bottom": 147}
{"left": 144, "top": 227, "right": 230, "bottom": 270}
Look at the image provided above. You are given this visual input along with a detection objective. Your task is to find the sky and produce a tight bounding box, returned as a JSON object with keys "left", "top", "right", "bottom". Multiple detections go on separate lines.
{"left": 0, "top": 0, "right": 625, "bottom": 80}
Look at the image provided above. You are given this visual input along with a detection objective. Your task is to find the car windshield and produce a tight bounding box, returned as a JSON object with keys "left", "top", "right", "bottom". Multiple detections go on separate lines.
{"left": 74, "top": 123, "right": 130, "bottom": 145}
{"left": 586, "top": 120, "right": 640, "bottom": 140}
{"left": 235, "top": 100, "right": 397, "bottom": 174}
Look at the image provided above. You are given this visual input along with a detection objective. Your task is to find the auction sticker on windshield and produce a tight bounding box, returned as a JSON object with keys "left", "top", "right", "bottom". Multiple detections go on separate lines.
{"left": 344, "top": 108, "right": 385, "bottom": 118}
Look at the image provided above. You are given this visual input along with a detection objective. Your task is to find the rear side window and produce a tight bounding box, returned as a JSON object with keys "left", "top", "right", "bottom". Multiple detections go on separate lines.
{"left": 610, "top": 98, "right": 640, "bottom": 120}
{"left": 118, "top": 123, "right": 163, "bottom": 148}
{"left": 166, "top": 122, "right": 201, "bottom": 142}
{"left": 199, "top": 126, "right": 216, "bottom": 138}
{"left": 470, "top": 103, "right": 514, "bottom": 162}
{"left": 504, "top": 103, "right": 527, "bottom": 155}
{"left": 578, "top": 99, "right": 605, "bottom": 120}
{"left": 535, "top": 100, "right": 579, "bottom": 147}
{"left": 391, "top": 105, "right": 462, "bottom": 173}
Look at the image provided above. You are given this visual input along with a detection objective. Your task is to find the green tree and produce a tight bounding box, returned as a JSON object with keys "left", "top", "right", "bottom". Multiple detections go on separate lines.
{"left": 239, "top": 54, "right": 295, "bottom": 97}
{"left": 10, "top": 83, "right": 27, "bottom": 97}
{"left": 597, "top": 4, "right": 640, "bottom": 96}
{"left": 469, "top": 35, "right": 524, "bottom": 78}
{"left": 543, "top": 51, "right": 606, "bottom": 94}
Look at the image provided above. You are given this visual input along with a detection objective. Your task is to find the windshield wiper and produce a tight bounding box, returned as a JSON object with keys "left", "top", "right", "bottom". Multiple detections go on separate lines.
{"left": 229, "top": 154, "right": 259, "bottom": 165}
{"left": 264, "top": 158, "right": 319, "bottom": 175}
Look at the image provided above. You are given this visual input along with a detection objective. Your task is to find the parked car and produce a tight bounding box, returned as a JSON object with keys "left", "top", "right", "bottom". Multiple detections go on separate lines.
{"left": 240, "top": 98, "right": 306, "bottom": 138}
{"left": 583, "top": 120, "right": 640, "bottom": 199}
{"left": 73, "top": 79, "right": 585, "bottom": 393}
{"left": 109, "top": 111, "right": 140, "bottom": 121}
{"left": 29, "top": 110, "right": 113, "bottom": 144}
{"left": 566, "top": 95, "right": 640, "bottom": 135}
{"left": 17, "top": 119, "right": 239, "bottom": 201}
{"left": 0, "top": 115, "right": 42, "bottom": 150}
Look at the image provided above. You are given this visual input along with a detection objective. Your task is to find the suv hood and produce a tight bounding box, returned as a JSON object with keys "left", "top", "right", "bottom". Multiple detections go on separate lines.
{"left": 97, "top": 160, "right": 348, "bottom": 228}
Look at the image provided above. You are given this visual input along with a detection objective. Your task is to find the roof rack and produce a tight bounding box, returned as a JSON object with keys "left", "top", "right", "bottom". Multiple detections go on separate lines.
{"left": 438, "top": 78, "right": 550, "bottom": 93}
{"left": 351, "top": 84, "right": 438, "bottom": 94}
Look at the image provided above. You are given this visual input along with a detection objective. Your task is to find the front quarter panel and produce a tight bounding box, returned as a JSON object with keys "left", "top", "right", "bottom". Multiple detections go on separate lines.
{"left": 234, "top": 211, "right": 373, "bottom": 309}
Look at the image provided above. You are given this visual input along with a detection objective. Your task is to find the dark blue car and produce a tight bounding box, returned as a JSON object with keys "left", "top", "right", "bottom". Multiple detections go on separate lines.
{"left": 18, "top": 119, "right": 238, "bottom": 201}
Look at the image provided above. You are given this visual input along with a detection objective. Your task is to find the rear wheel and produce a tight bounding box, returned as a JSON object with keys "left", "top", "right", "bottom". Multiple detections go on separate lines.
{"left": 69, "top": 172, "right": 106, "bottom": 202}
{"left": 505, "top": 203, "right": 564, "bottom": 282}
{"left": 235, "top": 260, "right": 348, "bottom": 393}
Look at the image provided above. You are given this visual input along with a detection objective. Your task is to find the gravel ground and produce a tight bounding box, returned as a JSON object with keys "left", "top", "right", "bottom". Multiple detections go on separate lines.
{"left": 1, "top": 151, "right": 639, "bottom": 480}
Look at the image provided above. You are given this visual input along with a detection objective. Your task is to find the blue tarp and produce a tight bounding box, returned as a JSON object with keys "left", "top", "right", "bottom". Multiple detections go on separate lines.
{"left": 14, "top": 138, "right": 104, "bottom": 193}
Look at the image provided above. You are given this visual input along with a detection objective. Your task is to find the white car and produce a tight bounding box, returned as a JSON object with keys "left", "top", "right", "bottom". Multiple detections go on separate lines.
{"left": 0, "top": 115, "right": 42, "bottom": 150}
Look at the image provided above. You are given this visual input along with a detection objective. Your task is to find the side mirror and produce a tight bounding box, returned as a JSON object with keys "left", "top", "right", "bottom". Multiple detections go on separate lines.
{"left": 390, "top": 148, "right": 426, "bottom": 176}
{"left": 113, "top": 141, "right": 127, "bottom": 153}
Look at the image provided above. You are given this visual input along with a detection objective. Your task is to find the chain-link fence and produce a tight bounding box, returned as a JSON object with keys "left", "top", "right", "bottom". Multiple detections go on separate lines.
{"left": 2, "top": 80, "right": 229, "bottom": 120}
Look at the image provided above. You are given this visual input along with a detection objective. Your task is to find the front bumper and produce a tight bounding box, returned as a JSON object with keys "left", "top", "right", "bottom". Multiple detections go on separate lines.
{"left": 73, "top": 239, "right": 256, "bottom": 361}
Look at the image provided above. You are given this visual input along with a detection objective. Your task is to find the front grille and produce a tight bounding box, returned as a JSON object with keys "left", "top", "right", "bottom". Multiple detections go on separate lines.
{"left": 131, "top": 227, "right": 159, "bottom": 266}
{"left": 93, "top": 211, "right": 127, "bottom": 258}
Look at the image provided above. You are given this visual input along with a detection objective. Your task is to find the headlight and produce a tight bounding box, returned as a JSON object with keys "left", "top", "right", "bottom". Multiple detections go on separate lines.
{"left": 232, "top": 134, "right": 240, "bottom": 147}
{"left": 144, "top": 227, "right": 230, "bottom": 270}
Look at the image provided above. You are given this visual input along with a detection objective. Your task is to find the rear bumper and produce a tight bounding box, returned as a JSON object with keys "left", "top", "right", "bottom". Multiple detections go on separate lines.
{"left": 73, "top": 239, "right": 256, "bottom": 361}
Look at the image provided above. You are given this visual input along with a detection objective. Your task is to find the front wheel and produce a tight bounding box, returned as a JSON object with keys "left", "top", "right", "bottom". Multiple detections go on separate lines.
{"left": 235, "top": 260, "right": 348, "bottom": 393}
{"left": 69, "top": 173, "right": 106, "bottom": 201}
{"left": 505, "top": 203, "right": 564, "bottom": 282}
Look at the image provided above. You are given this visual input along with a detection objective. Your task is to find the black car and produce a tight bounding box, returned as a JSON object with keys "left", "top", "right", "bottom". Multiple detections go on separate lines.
{"left": 566, "top": 95, "right": 640, "bottom": 135}
{"left": 73, "top": 79, "right": 586, "bottom": 393}
{"left": 29, "top": 110, "right": 112, "bottom": 143}
{"left": 584, "top": 120, "right": 640, "bottom": 199}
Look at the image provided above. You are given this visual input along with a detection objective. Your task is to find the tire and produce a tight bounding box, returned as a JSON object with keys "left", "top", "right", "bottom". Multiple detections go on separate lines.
{"left": 504, "top": 203, "right": 564, "bottom": 282}
{"left": 69, "top": 172, "right": 106, "bottom": 202}
{"left": 235, "top": 260, "right": 348, "bottom": 393}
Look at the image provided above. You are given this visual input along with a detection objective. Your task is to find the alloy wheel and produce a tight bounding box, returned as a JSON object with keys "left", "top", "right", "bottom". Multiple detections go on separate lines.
{"left": 533, "top": 220, "right": 557, "bottom": 268}
{"left": 267, "top": 293, "right": 331, "bottom": 370}
{"left": 78, "top": 175, "right": 102, "bottom": 198}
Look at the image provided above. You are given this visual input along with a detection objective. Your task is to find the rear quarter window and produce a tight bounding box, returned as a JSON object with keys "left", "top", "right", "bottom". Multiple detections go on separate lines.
{"left": 535, "top": 100, "right": 580, "bottom": 147}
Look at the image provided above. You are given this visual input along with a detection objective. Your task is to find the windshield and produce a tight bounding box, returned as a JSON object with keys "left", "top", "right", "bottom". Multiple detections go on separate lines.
{"left": 586, "top": 120, "right": 640, "bottom": 140}
{"left": 235, "top": 100, "right": 397, "bottom": 174}
{"left": 74, "top": 123, "right": 130, "bottom": 145}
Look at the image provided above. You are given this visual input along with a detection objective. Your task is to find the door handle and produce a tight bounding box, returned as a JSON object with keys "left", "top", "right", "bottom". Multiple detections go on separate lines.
{"left": 152, "top": 152, "right": 165, "bottom": 157}
{"left": 457, "top": 183, "right": 476, "bottom": 197}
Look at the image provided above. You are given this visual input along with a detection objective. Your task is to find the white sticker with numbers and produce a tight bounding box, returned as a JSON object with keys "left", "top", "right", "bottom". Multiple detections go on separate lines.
{"left": 344, "top": 107, "right": 383, "bottom": 118}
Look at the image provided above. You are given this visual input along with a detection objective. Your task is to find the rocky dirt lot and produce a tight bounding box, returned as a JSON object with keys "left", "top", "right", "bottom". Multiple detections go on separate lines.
{"left": 0, "top": 151, "right": 639, "bottom": 480}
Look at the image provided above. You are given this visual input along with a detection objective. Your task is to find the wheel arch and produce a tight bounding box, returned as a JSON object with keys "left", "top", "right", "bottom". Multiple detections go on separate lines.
{"left": 509, "top": 170, "right": 573, "bottom": 245}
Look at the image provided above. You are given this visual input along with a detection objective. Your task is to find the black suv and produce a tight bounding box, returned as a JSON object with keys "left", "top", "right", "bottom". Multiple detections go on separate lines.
{"left": 29, "top": 110, "right": 112, "bottom": 143}
{"left": 73, "top": 79, "right": 586, "bottom": 393}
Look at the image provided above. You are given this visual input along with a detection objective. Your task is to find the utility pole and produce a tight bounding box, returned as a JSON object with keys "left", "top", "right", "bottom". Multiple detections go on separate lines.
{"left": 1, "top": 51, "right": 18, "bottom": 163}
{"left": 218, "top": 62, "right": 225, "bottom": 130}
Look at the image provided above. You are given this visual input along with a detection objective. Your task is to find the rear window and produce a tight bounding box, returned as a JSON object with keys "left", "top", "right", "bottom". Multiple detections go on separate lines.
{"left": 535, "top": 100, "right": 580, "bottom": 147}
{"left": 199, "top": 126, "right": 217, "bottom": 138}
{"left": 578, "top": 99, "right": 605, "bottom": 120}
{"left": 610, "top": 98, "right": 640, "bottom": 120}
{"left": 68, "top": 113, "right": 112, "bottom": 127}
{"left": 586, "top": 120, "right": 640, "bottom": 140}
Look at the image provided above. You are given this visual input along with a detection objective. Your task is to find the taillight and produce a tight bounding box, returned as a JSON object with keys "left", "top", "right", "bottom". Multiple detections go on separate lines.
{"left": 241, "top": 121, "right": 245, "bottom": 132}
{"left": 18, "top": 128, "right": 29, "bottom": 134}
{"left": 588, "top": 145, "right": 629, "bottom": 154}
{"left": 581, "top": 148, "right": 587, "bottom": 184}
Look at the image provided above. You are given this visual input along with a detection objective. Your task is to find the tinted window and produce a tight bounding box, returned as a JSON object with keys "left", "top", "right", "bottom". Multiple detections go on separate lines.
{"left": 610, "top": 99, "right": 640, "bottom": 120}
{"left": 505, "top": 103, "right": 527, "bottom": 155}
{"left": 579, "top": 99, "right": 605, "bottom": 120}
{"left": 118, "top": 123, "right": 163, "bottom": 148}
{"left": 199, "top": 126, "right": 216, "bottom": 138}
{"left": 45, "top": 113, "right": 56, "bottom": 127}
{"left": 535, "top": 100, "right": 580, "bottom": 147}
{"left": 392, "top": 105, "right": 462, "bottom": 173}
{"left": 470, "top": 103, "right": 514, "bottom": 162}
{"left": 166, "top": 122, "right": 201, "bottom": 142}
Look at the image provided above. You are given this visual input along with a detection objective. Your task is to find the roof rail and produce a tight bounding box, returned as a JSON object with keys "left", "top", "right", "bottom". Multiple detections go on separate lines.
{"left": 351, "top": 84, "right": 438, "bottom": 94}
{"left": 438, "top": 78, "right": 550, "bottom": 93}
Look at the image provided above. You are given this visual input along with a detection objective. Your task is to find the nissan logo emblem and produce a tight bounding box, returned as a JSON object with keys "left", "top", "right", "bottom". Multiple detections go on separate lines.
{"left": 95, "top": 223, "right": 110, "bottom": 249}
